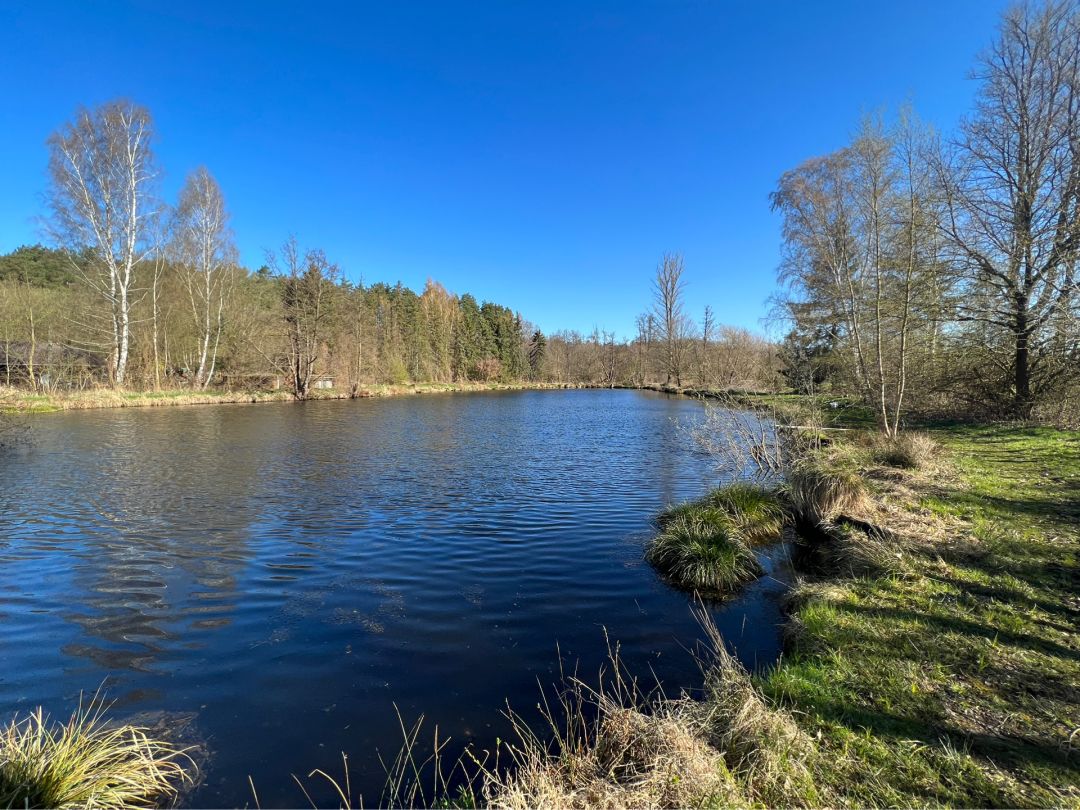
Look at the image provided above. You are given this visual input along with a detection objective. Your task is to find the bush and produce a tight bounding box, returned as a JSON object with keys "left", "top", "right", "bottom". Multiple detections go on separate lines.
{"left": 646, "top": 511, "right": 763, "bottom": 594}
{"left": 0, "top": 697, "right": 191, "bottom": 809}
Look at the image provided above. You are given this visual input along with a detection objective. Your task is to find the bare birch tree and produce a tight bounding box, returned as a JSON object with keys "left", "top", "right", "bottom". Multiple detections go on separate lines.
{"left": 773, "top": 114, "right": 940, "bottom": 435}
{"left": 171, "top": 167, "right": 236, "bottom": 389}
{"left": 47, "top": 100, "right": 158, "bottom": 386}
{"left": 653, "top": 252, "right": 689, "bottom": 387}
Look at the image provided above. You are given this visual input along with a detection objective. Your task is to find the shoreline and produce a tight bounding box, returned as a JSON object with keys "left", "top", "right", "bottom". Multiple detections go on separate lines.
{"left": 0, "top": 381, "right": 593, "bottom": 414}
{"left": 0, "top": 380, "right": 787, "bottom": 416}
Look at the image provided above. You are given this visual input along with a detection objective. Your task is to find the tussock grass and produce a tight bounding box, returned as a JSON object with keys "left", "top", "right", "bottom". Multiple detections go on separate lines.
{"left": 705, "top": 483, "right": 787, "bottom": 544}
{"left": 484, "top": 614, "right": 818, "bottom": 809}
{"left": 0, "top": 695, "right": 192, "bottom": 809}
{"left": 646, "top": 512, "right": 763, "bottom": 594}
{"left": 693, "top": 608, "right": 821, "bottom": 807}
{"left": 649, "top": 483, "right": 787, "bottom": 594}
{"left": 785, "top": 458, "right": 867, "bottom": 524}
{"left": 823, "top": 520, "right": 908, "bottom": 578}
{"left": 875, "top": 431, "right": 938, "bottom": 470}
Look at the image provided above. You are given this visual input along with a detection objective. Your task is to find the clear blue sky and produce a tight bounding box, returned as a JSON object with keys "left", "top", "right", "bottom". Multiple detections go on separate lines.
{"left": 1, "top": 0, "right": 1009, "bottom": 339}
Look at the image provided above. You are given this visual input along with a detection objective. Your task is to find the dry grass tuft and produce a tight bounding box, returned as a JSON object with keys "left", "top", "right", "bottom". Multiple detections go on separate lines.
{"left": 0, "top": 695, "right": 193, "bottom": 809}
{"left": 692, "top": 608, "right": 821, "bottom": 807}
{"left": 876, "top": 432, "right": 938, "bottom": 470}
{"left": 785, "top": 458, "right": 868, "bottom": 524}
{"left": 486, "top": 634, "right": 742, "bottom": 810}
{"left": 823, "top": 520, "right": 909, "bottom": 578}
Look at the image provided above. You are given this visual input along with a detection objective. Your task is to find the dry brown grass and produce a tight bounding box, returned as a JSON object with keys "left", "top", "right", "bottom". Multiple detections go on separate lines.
{"left": 875, "top": 432, "right": 939, "bottom": 470}
{"left": 785, "top": 458, "right": 868, "bottom": 524}
{"left": 480, "top": 610, "right": 825, "bottom": 810}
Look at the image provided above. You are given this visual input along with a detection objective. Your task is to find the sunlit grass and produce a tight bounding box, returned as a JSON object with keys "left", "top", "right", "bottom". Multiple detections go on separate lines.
{"left": 0, "top": 695, "right": 193, "bottom": 809}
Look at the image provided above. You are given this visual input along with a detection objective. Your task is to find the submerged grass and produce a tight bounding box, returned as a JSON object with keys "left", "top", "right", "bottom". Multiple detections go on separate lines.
{"left": 0, "top": 694, "right": 193, "bottom": 809}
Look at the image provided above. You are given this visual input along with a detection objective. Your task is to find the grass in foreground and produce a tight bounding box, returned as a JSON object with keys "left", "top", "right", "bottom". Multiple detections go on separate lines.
{"left": 0, "top": 695, "right": 192, "bottom": 809}
{"left": 762, "top": 423, "right": 1080, "bottom": 806}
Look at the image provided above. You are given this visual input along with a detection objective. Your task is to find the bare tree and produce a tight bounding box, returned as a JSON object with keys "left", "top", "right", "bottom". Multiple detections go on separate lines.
{"left": 653, "top": 252, "right": 688, "bottom": 387}
{"left": 271, "top": 237, "right": 338, "bottom": 399}
{"left": 172, "top": 167, "right": 236, "bottom": 389}
{"left": 936, "top": 1, "right": 1080, "bottom": 417}
{"left": 47, "top": 100, "right": 159, "bottom": 386}
{"left": 772, "top": 113, "right": 941, "bottom": 436}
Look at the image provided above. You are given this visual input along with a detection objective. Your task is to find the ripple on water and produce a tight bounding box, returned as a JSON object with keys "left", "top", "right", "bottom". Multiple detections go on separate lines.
{"left": 0, "top": 390, "right": 789, "bottom": 808}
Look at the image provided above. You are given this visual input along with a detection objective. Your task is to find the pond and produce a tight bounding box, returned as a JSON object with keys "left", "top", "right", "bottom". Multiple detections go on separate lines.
{"left": 0, "top": 389, "right": 790, "bottom": 807}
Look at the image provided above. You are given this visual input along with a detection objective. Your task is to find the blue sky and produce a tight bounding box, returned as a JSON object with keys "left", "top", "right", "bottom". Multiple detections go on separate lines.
{"left": 1, "top": 0, "right": 1009, "bottom": 339}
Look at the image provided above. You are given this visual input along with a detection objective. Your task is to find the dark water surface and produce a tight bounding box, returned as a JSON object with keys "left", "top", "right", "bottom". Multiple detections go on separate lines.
{"left": 0, "top": 389, "right": 789, "bottom": 807}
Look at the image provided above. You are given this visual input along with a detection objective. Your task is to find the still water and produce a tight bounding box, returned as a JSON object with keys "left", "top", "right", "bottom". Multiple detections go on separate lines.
{"left": 0, "top": 389, "right": 789, "bottom": 807}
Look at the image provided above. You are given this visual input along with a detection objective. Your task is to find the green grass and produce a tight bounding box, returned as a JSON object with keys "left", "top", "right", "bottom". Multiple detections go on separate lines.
{"left": 647, "top": 509, "right": 763, "bottom": 594}
{"left": 704, "top": 482, "right": 788, "bottom": 544}
{"left": 648, "top": 483, "right": 788, "bottom": 594}
{"left": 759, "top": 423, "right": 1080, "bottom": 806}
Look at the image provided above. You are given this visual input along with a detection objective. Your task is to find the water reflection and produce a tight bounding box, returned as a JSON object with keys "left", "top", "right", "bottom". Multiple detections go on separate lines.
{"left": 0, "top": 390, "right": 789, "bottom": 807}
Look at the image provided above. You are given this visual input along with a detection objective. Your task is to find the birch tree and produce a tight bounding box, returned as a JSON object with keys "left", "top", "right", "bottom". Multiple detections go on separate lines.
{"left": 172, "top": 167, "right": 236, "bottom": 389}
{"left": 47, "top": 100, "right": 158, "bottom": 386}
{"left": 772, "top": 115, "right": 941, "bottom": 435}
{"left": 653, "top": 252, "right": 689, "bottom": 387}
{"left": 271, "top": 238, "right": 338, "bottom": 399}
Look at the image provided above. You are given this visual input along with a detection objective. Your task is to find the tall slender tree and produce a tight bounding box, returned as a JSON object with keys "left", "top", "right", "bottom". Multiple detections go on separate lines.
{"left": 172, "top": 167, "right": 236, "bottom": 389}
{"left": 47, "top": 100, "right": 159, "bottom": 386}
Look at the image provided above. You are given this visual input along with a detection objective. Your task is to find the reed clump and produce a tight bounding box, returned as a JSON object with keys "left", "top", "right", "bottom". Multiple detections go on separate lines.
{"left": 0, "top": 696, "right": 192, "bottom": 809}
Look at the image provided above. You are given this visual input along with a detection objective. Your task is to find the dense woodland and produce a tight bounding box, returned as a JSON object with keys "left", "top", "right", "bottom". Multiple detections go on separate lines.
{"left": 0, "top": 239, "right": 775, "bottom": 397}
{"left": 3, "top": 2, "right": 1080, "bottom": 428}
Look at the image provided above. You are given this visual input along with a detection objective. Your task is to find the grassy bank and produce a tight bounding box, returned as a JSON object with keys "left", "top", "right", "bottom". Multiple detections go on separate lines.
{"left": 760, "top": 423, "right": 1079, "bottom": 806}
{"left": 455, "top": 419, "right": 1079, "bottom": 808}
{"left": 0, "top": 381, "right": 585, "bottom": 414}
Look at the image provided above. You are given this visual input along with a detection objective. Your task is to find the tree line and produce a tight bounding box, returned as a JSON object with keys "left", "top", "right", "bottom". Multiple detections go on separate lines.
{"left": 0, "top": 104, "right": 776, "bottom": 397}
{"left": 773, "top": 0, "right": 1080, "bottom": 428}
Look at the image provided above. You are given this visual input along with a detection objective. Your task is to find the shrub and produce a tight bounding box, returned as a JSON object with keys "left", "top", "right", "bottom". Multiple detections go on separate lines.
{"left": 706, "top": 483, "right": 788, "bottom": 544}
{"left": 646, "top": 511, "right": 763, "bottom": 594}
{"left": 0, "top": 697, "right": 192, "bottom": 809}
